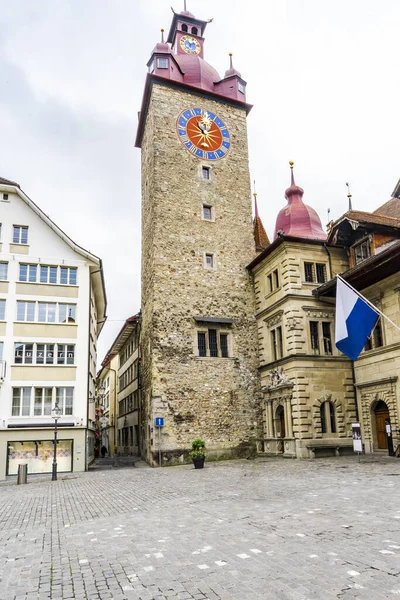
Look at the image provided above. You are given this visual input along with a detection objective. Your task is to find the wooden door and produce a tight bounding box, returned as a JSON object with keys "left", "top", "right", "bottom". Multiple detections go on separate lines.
{"left": 375, "top": 409, "right": 389, "bottom": 449}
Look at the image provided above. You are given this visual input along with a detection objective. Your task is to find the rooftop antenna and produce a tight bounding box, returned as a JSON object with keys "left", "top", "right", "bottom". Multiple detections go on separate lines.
{"left": 346, "top": 182, "right": 352, "bottom": 211}
{"left": 327, "top": 207, "right": 331, "bottom": 221}
{"left": 184, "top": 0, "right": 187, "bottom": 10}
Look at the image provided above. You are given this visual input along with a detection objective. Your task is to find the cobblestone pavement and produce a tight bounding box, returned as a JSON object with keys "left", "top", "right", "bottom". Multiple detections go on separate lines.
{"left": 1, "top": 456, "right": 400, "bottom": 600}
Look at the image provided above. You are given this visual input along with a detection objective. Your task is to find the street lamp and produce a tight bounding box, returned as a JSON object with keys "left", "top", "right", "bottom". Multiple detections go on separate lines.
{"left": 51, "top": 400, "right": 62, "bottom": 481}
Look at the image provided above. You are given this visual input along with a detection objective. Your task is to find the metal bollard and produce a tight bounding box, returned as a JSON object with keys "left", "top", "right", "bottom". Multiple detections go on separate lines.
{"left": 17, "top": 463, "right": 28, "bottom": 484}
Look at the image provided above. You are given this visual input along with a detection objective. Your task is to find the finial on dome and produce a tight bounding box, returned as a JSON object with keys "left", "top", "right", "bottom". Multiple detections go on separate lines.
{"left": 229, "top": 53, "right": 233, "bottom": 69}
{"left": 184, "top": 0, "right": 187, "bottom": 10}
{"left": 289, "top": 160, "right": 295, "bottom": 186}
{"left": 161, "top": 28, "right": 165, "bottom": 43}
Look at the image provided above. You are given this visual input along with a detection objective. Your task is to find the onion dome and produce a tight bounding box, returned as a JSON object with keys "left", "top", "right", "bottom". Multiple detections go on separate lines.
{"left": 273, "top": 162, "right": 327, "bottom": 241}
{"left": 224, "top": 53, "right": 242, "bottom": 78}
{"left": 174, "top": 54, "right": 220, "bottom": 92}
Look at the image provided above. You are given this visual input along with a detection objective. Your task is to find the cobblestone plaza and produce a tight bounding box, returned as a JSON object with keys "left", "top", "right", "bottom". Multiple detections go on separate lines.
{"left": 0, "top": 457, "right": 400, "bottom": 600}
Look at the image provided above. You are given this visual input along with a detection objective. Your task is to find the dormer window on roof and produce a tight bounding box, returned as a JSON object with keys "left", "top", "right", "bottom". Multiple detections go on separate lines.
{"left": 354, "top": 237, "right": 372, "bottom": 265}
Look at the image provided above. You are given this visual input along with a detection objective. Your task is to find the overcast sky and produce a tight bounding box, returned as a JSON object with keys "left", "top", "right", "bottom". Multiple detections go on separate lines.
{"left": 1, "top": 0, "right": 399, "bottom": 362}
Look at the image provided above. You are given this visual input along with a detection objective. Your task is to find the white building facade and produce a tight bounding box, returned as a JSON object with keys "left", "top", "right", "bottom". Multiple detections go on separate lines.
{"left": 0, "top": 177, "right": 106, "bottom": 479}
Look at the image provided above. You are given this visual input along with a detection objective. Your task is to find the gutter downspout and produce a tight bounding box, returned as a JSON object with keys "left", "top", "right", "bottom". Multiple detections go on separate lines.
{"left": 323, "top": 243, "right": 333, "bottom": 280}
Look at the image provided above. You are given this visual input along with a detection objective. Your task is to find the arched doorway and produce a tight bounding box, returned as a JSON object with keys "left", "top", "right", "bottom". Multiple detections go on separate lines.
{"left": 374, "top": 400, "right": 390, "bottom": 450}
{"left": 275, "top": 405, "right": 285, "bottom": 440}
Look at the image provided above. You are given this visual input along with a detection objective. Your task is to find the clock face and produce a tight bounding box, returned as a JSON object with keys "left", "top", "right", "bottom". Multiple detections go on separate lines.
{"left": 180, "top": 35, "right": 201, "bottom": 54}
{"left": 176, "top": 108, "right": 231, "bottom": 161}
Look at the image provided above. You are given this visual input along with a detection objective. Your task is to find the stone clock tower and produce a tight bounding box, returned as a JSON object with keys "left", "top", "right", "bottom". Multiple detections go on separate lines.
{"left": 135, "top": 7, "right": 261, "bottom": 465}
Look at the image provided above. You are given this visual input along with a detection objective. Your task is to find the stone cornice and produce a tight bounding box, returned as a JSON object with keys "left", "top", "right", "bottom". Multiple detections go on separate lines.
{"left": 355, "top": 376, "right": 398, "bottom": 389}
{"left": 259, "top": 354, "right": 351, "bottom": 371}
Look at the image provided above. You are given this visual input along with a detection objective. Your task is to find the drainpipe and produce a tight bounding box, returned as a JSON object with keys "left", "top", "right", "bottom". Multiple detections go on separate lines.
{"left": 323, "top": 243, "right": 333, "bottom": 280}
{"left": 351, "top": 359, "right": 359, "bottom": 422}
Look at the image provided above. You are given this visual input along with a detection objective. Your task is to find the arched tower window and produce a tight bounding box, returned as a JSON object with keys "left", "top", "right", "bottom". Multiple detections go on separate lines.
{"left": 320, "top": 401, "right": 336, "bottom": 434}
{"left": 191, "top": 26, "right": 198, "bottom": 35}
{"left": 181, "top": 24, "right": 188, "bottom": 32}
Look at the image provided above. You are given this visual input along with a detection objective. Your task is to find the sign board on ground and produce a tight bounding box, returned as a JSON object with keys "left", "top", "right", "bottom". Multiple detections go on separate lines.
{"left": 352, "top": 422, "right": 362, "bottom": 453}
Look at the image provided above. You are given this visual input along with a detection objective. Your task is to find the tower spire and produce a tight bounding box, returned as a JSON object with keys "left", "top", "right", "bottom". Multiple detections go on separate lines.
{"left": 184, "top": 0, "right": 187, "bottom": 11}
{"left": 253, "top": 180, "right": 259, "bottom": 218}
{"left": 346, "top": 182, "right": 352, "bottom": 211}
{"left": 161, "top": 28, "right": 164, "bottom": 43}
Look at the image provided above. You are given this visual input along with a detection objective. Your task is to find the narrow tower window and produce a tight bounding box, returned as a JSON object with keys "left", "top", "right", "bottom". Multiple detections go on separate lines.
{"left": 202, "top": 205, "right": 212, "bottom": 220}
{"left": 181, "top": 24, "right": 188, "bottom": 32}
{"left": 202, "top": 166, "right": 210, "bottom": 180}
{"left": 205, "top": 253, "right": 214, "bottom": 269}
{"left": 191, "top": 27, "right": 198, "bottom": 35}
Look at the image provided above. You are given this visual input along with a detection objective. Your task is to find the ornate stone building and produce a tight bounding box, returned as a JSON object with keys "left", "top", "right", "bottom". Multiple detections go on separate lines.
{"left": 135, "top": 8, "right": 260, "bottom": 465}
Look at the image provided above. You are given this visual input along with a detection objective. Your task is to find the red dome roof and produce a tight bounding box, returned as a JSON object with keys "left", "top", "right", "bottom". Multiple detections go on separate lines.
{"left": 174, "top": 53, "right": 220, "bottom": 92}
{"left": 274, "top": 166, "right": 327, "bottom": 241}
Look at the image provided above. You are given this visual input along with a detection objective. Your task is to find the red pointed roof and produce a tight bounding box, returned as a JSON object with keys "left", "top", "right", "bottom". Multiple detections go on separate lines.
{"left": 273, "top": 163, "right": 326, "bottom": 241}
{"left": 253, "top": 193, "right": 270, "bottom": 251}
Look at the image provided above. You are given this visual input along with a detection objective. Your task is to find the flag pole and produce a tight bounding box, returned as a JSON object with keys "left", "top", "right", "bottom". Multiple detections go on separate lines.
{"left": 336, "top": 274, "right": 400, "bottom": 332}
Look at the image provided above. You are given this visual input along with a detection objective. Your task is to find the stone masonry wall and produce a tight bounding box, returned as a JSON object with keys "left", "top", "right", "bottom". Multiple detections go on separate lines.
{"left": 140, "top": 83, "right": 261, "bottom": 464}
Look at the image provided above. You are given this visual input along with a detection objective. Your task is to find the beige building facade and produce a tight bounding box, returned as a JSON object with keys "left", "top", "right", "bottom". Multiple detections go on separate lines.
{"left": 0, "top": 176, "right": 106, "bottom": 479}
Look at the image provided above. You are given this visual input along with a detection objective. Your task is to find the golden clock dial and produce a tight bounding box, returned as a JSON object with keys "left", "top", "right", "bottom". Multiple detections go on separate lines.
{"left": 180, "top": 35, "right": 201, "bottom": 55}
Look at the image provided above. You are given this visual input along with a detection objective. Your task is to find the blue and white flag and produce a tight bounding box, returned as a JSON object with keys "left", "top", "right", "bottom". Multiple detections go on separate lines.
{"left": 335, "top": 278, "right": 379, "bottom": 361}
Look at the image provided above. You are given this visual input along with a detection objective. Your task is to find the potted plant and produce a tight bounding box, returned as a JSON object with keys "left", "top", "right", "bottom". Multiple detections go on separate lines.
{"left": 190, "top": 438, "right": 206, "bottom": 469}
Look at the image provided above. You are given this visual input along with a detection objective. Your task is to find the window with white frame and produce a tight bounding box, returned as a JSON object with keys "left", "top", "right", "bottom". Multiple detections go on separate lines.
{"left": 38, "top": 303, "right": 56, "bottom": 323}
{"left": 309, "top": 321, "right": 333, "bottom": 355}
{"left": 238, "top": 81, "right": 246, "bottom": 94}
{"left": 60, "top": 267, "right": 77, "bottom": 285}
{"left": 0, "top": 300, "right": 5, "bottom": 320}
{"left": 15, "top": 343, "right": 34, "bottom": 364}
{"left": 202, "top": 166, "right": 210, "bottom": 180}
{"left": 13, "top": 225, "right": 28, "bottom": 244}
{"left": 354, "top": 239, "right": 371, "bottom": 265}
{"left": 0, "top": 262, "right": 8, "bottom": 280}
{"left": 59, "top": 303, "right": 76, "bottom": 323}
{"left": 17, "top": 301, "right": 35, "bottom": 322}
{"left": 157, "top": 57, "right": 168, "bottom": 69}
{"left": 56, "top": 387, "right": 73, "bottom": 415}
{"left": 40, "top": 265, "right": 58, "bottom": 284}
{"left": 12, "top": 387, "right": 31, "bottom": 416}
{"left": 34, "top": 388, "right": 52, "bottom": 416}
{"left": 19, "top": 264, "right": 37, "bottom": 282}
{"left": 18, "top": 264, "right": 77, "bottom": 285}
{"left": 197, "top": 328, "right": 230, "bottom": 358}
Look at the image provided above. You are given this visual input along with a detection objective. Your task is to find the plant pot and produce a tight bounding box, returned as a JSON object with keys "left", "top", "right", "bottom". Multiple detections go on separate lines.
{"left": 192, "top": 456, "right": 205, "bottom": 469}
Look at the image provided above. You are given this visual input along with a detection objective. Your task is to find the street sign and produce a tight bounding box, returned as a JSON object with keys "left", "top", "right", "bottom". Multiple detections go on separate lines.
{"left": 352, "top": 422, "right": 362, "bottom": 453}
{"left": 155, "top": 417, "right": 164, "bottom": 427}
